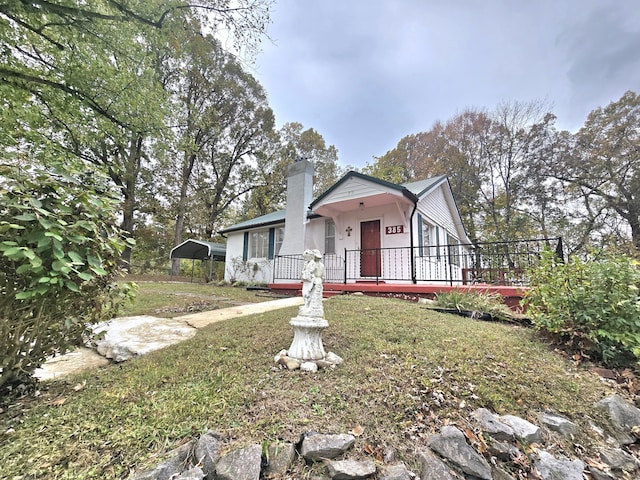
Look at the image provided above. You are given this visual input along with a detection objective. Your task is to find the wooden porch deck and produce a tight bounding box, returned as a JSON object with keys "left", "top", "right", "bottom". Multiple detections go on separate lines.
{"left": 268, "top": 282, "right": 528, "bottom": 310}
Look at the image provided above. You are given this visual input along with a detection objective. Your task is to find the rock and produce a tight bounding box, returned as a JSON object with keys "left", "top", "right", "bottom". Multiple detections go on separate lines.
{"left": 596, "top": 395, "right": 640, "bottom": 444}
{"left": 377, "top": 463, "right": 413, "bottom": 480}
{"left": 324, "top": 459, "right": 376, "bottom": 479}
{"left": 426, "top": 426, "right": 492, "bottom": 480}
{"left": 264, "top": 442, "right": 296, "bottom": 477}
{"left": 215, "top": 444, "right": 262, "bottom": 480}
{"left": 418, "top": 298, "right": 436, "bottom": 305}
{"left": 274, "top": 349, "right": 288, "bottom": 363}
{"left": 471, "top": 408, "right": 515, "bottom": 441}
{"left": 492, "top": 466, "right": 517, "bottom": 480}
{"left": 94, "top": 316, "right": 196, "bottom": 362}
{"left": 541, "top": 413, "right": 578, "bottom": 437}
{"left": 130, "top": 441, "right": 194, "bottom": 480}
{"left": 499, "top": 414, "right": 544, "bottom": 444}
{"left": 316, "top": 360, "right": 333, "bottom": 369}
{"left": 300, "top": 433, "right": 356, "bottom": 461}
{"left": 278, "top": 356, "right": 301, "bottom": 370}
{"left": 418, "top": 449, "right": 461, "bottom": 480}
{"left": 325, "top": 352, "right": 344, "bottom": 365}
{"left": 195, "top": 431, "right": 221, "bottom": 478}
{"left": 599, "top": 447, "right": 639, "bottom": 472}
{"left": 301, "top": 361, "right": 319, "bottom": 372}
{"left": 589, "top": 467, "right": 616, "bottom": 480}
{"left": 534, "top": 451, "right": 584, "bottom": 480}
{"left": 486, "top": 438, "right": 521, "bottom": 461}
{"left": 175, "top": 466, "right": 205, "bottom": 479}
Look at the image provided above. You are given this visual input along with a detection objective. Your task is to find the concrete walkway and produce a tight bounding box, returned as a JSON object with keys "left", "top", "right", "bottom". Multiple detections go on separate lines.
{"left": 35, "top": 296, "right": 303, "bottom": 381}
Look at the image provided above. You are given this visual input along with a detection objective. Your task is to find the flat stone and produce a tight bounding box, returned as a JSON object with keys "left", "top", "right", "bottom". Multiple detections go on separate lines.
{"left": 377, "top": 463, "right": 413, "bottom": 480}
{"left": 471, "top": 408, "right": 515, "bottom": 441}
{"left": 534, "top": 451, "right": 584, "bottom": 480}
{"left": 94, "top": 316, "right": 196, "bottom": 362}
{"left": 499, "top": 414, "right": 544, "bottom": 444}
{"left": 194, "top": 431, "right": 221, "bottom": 477}
{"left": 324, "top": 459, "right": 376, "bottom": 479}
{"left": 325, "top": 352, "right": 344, "bottom": 365}
{"left": 541, "top": 413, "right": 579, "bottom": 437}
{"left": 130, "top": 441, "right": 194, "bottom": 480}
{"left": 34, "top": 347, "right": 110, "bottom": 380}
{"left": 418, "top": 449, "right": 461, "bottom": 480}
{"left": 426, "top": 426, "right": 492, "bottom": 480}
{"left": 492, "top": 466, "right": 517, "bottom": 480}
{"left": 215, "top": 444, "right": 262, "bottom": 480}
{"left": 175, "top": 466, "right": 205, "bottom": 479}
{"left": 596, "top": 395, "right": 640, "bottom": 443}
{"left": 265, "top": 442, "right": 296, "bottom": 477}
{"left": 486, "top": 438, "right": 521, "bottom": 461}
{"left": 300, "top": 433, "right": 355, "bottom": 461}
{"left": 599, "top": 447, "right": 639, "bottom": 472}
{"left": 301, "top": 361, "right": 319, "bottom": 372}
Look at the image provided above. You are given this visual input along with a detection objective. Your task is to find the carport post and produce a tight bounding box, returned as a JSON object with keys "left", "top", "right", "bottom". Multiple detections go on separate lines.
{"left": 191, "top": 258, "right": 195, "bottom": 283}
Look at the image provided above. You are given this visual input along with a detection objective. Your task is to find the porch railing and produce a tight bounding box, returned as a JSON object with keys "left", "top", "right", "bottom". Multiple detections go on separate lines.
{"left": 273, "top": 237, "right": 563, "bottom": 287}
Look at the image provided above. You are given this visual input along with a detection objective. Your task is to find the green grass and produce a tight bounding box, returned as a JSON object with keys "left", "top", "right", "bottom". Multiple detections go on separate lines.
{"left": 0, "top": 295, "right": 614, "bottom": 478}
{"left": 120, "top": 282, "right": 268, "bottom": 317}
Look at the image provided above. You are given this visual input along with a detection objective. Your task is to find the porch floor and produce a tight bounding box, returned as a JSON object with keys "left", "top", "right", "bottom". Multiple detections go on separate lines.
{"left": 268, "top": 282, "right": 528, "bottom": 309}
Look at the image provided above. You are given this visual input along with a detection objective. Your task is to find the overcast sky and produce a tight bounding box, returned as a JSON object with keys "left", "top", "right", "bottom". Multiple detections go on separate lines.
{"left": 252, "top": 0, "right": 640, "bottom": 168}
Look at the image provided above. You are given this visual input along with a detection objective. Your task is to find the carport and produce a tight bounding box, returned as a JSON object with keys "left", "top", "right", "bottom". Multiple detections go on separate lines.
{"left": 169, "top": 239, "right": 226, "bottom": 282}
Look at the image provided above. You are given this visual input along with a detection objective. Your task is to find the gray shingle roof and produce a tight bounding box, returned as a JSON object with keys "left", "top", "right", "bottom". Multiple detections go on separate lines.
{"left": 219, "top": 209, "right": 286, "bottom": 234}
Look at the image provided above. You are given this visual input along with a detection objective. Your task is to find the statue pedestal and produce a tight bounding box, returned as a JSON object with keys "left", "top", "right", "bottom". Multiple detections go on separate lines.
{"left": 288, "top": 315, "right": 329, "bottom": 361}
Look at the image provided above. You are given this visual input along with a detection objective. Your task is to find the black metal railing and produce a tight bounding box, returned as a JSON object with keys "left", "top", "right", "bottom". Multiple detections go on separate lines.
{"left": 273, "top": 237, "right": 562, "bottom": 286}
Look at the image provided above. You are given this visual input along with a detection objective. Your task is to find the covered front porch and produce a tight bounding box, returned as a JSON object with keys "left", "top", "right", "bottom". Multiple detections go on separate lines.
{"left": 269, "top": 237, "right": 564, "bottom": 308}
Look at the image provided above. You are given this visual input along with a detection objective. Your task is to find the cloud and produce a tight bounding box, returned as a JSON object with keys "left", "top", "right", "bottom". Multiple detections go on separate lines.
{"left": 256, "top": 0, "right": 640, "bottom": 166}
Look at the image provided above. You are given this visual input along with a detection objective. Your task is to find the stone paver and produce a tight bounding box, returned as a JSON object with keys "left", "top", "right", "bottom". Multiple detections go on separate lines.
{"left": 35, "top": 296, "right": 303, "bottom": 380}
{"left": 179, "top": 296, "right": 302, "bottom": 328}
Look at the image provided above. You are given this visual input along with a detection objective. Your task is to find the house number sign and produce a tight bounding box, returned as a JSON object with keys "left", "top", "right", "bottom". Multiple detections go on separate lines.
{"left": 385, "top": 225, "right": 404, "bottom": 235}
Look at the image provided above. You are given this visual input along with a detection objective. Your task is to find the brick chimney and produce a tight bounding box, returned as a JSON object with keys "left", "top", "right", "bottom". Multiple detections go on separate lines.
{"left": 278, "top": 159, "right": 313, "bottom": 255}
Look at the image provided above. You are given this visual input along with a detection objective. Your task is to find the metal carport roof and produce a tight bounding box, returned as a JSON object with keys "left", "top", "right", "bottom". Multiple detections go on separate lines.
{"left": 170, "top": 239, "right": 226, "bottom": 261}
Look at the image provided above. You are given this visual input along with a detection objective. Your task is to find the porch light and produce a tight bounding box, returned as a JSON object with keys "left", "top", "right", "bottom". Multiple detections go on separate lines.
{"left": 359, "top": 202, "right": 365, "bottom": 210}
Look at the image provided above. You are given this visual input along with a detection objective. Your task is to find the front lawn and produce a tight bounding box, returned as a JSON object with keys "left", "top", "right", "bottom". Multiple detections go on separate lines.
{"left": 0, "top": 295, "right": 615, "bottom": 478}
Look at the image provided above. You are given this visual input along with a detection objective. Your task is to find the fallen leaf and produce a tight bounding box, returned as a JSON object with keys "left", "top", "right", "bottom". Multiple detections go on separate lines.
{"left": 351, "top": 424, "right": 365, "bottom": 436}
{"left": 73, "top": 381, "right": 86, "bottom": 392}
{"left": 51, "top": 397, "right": 67, "bottom": 406}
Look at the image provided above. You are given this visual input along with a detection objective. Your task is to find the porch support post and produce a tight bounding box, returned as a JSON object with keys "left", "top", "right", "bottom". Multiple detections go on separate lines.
{"left": 409, "top": 202, "right": 417, "bottom": 284}
{"left": 343, "top": 247, "right": 347, "bottom": 284}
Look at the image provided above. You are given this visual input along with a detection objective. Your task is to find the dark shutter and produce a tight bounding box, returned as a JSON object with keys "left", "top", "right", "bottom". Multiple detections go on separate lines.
{"left": 242, "top": 232, "right": 249, "bottom": 261}
{"left": 267, "top": 228, "right": 275, "bottom": 259}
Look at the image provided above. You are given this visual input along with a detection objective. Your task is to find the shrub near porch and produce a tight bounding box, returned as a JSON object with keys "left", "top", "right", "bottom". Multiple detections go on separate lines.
{"left": 524, "top": 252, "right": 640, "bottom": 368}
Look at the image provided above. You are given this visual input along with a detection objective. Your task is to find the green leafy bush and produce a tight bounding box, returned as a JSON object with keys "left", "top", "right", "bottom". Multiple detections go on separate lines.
{"left": 524, "top": 251, "right": 640, "bottom": 367}
{"left": 0, "top": 162, "right": 135, "bottom": 391}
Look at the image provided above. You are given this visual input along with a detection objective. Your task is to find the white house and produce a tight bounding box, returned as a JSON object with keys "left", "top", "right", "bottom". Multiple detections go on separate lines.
{"left": 220, "top": 159, "right": 472, "bottom": 285}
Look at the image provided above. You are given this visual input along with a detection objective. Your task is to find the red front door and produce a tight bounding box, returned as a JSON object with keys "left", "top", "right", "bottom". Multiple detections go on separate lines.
{"left": 360, "top": 220, "right": 381, "bottom": 277}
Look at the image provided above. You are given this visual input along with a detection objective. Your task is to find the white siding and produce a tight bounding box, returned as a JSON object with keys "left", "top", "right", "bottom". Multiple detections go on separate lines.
{"left": 319, "top": 177, "right": 403, "bottom": 204}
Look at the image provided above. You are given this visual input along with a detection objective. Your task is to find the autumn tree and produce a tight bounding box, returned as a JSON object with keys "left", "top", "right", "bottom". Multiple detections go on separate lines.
{"left": 547, "top": 91, "right": 640, "bottom": 251}
{"left": 156, "top": 28, "right": 276, "bottom": 273}
{"left": 240, "top": 122, "right": 343, "bottom": 220}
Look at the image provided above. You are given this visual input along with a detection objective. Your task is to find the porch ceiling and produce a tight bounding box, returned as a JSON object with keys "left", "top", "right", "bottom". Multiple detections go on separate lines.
{"left": 312, "top": 191, "right": 413, "bottom": 217}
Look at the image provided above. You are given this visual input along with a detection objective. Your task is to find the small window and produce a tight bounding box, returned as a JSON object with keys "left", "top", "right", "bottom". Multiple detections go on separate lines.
{"left": 275, "top": 227, "right": 285, "bottom": 256}
{"left": 325, "top": 220, "right": 336, "bottom": 254}
{"left": 447, "top": 235, "right": 460, "bottom": 266}
{"left": 249, "top": 230, "right": 269, "bottom": 259}
{"left": 420, "top": 219, "right": 432, "bottom": 257}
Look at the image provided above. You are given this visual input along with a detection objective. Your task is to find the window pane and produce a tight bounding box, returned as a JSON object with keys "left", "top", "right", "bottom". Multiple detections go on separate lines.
{"left": 275, "top": 227, "right": 285, "bottom": 256}
{"left": 250, "top": 231, "right": 269, "bottom": 258}
{"left": 325, "top": 220, "right": 335, "bottom": 254}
